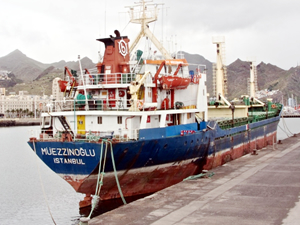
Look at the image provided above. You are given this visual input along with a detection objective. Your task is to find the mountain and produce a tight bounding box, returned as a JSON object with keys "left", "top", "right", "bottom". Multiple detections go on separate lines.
{"left": 34, "top": 66, "right": 56, "bottom": 81}
{"left": 0, "top": 50, "right": 49, "bottom": 82}
{"left": 281, "top": 66, "right": 300, "bottom": 99}
{"left": 226, "top": 59, "right": 292, "bottom": 101}
{"left": 0, "top": 72, "right": 21, "bottom": 88}
{"left": 50, "top": 57, "right": 96, "bottom": 71}
{"left": 182, "top": 51, "right": 214, "bottom": 93}
{"left": 0, "top": 50, "right": 96, "bottom": 82}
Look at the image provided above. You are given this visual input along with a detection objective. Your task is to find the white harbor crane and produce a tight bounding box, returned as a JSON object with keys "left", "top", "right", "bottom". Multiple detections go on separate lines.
{"left": 212, "top": 36, "right": 229, "bottom": 106}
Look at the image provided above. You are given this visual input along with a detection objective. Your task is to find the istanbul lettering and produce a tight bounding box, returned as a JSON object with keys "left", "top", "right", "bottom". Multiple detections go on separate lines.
{"left": 41, "top": 147, "right": 96, "bottom": 165}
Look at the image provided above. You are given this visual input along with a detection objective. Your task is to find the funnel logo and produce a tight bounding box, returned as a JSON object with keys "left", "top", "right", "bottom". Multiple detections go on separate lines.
{"left": 118, "top": 39, "right": 128, "bottom": 58}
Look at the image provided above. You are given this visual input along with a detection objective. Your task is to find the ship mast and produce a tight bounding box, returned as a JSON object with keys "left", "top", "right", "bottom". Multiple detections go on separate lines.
{"left": 247, "top": 60, "right": 264, "bottom": 106}
{"left": 126, "top": 0, "right": 172, "bottom": 59}
{"left": 212, "top": 36, "right": 228, "bottom": 104}
{"left": 248, "top": 60, "right": 257, "bottom": 98}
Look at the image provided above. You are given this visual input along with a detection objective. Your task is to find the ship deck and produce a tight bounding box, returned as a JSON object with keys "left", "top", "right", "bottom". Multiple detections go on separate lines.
{"left": 88, "top": 133, "right": 300, "bottom": 225}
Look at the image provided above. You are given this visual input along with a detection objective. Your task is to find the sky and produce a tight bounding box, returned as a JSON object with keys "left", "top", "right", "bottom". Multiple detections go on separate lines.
{"left": 1, "top": 0, "right": 299, "bottom": 70}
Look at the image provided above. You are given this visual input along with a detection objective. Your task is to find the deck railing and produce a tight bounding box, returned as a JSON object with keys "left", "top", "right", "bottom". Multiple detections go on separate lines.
{"left": 38, "top": 128, "right": 139, "bottom": 143}
{"left": 46, "top": 98, "right": 198, "bottom": 113}
{"left": 48, "top": 99, "right": 131, "bottom": 112}
{"left": 77, "top": 73, "right": 136, "bottom": 86}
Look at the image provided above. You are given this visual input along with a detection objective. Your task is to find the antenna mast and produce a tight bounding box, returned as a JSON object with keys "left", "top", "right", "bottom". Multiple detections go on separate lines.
{"left": 126, "top": 0, "right": 172, "bottom": 59}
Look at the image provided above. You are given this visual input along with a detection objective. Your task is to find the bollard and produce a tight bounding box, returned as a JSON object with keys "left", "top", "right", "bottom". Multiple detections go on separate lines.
{"left": 252, "top": 149, "right": 258, "bottom": 155}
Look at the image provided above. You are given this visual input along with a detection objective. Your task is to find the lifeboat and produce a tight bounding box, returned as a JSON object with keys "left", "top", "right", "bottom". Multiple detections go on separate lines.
{"left": 58, "top": 80, "right": 68, "bottom": 92}
{"left": 57, "top": 79, "right": 78, "bottom": 92}
{"left": 58, "top": 67, "right": 78, "bottom": 92}
{"left": 159, "top": 76, "right": 190, "bottom": 89}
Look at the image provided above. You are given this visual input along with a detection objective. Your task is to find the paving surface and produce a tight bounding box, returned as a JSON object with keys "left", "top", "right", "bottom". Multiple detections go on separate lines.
{"left": 88, "top": 134, "right": 300, "bottom": 225}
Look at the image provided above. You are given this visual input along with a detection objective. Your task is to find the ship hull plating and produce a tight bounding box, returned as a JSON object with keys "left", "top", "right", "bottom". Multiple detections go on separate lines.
{"left": 28, "top": 116, "right": 280, "bottom": 200}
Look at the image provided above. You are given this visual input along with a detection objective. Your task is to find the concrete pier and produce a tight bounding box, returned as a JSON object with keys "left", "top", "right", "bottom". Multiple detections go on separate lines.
{"left": 89, "top": 134, "right": 300, "bottom": 225}
{"left": 0, "top": 118, "right": 41, "bottom": 127}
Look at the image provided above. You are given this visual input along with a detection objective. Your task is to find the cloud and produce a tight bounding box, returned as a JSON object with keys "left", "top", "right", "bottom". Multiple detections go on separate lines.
{"left": 1, "top": 0, "right": 300, "bottom": 69}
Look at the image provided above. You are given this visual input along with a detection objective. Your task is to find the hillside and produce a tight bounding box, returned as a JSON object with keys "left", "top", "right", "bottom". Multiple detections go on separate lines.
{"left": 182, "top": 52, "right": 213, "bottom": 93}
{"left": 50, "top": 57, "right": 96, "bottom": 71}
{"left": 0, "top": 72, "right": 22, "bottom": 89}
{"left": 5, "top": 69, "right": 63, "bottom": 96}
{"left": 226, "top": 59, "right": 295, "bottom": 101}
{"left": 0, "top": 50, "right": 96, "bottom": 82}
{"left": 282, "top": 67, "right": 300, "bottom": 98}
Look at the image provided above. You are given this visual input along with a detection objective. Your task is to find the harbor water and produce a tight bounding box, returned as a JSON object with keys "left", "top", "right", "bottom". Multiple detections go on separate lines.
{"left": 0, "top": 117, "right": 299, "bottom": 224}
{"left": 0, "top": 126, "right": 82, "bottom": 224}
{"left": 276, "top": 117, "right": 300, "bottom": 140}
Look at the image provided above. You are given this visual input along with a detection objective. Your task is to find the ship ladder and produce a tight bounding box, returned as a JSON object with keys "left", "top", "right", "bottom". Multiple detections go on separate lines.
{"left": 58, "top": 116, "right": 74, "bottom": 139}
{"left": 69, "top": 82, "right": 77, "bottom": 98}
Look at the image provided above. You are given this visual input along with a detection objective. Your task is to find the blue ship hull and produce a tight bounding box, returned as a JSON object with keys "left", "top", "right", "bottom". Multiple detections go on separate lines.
{"left": 27, "top": 116, "right": 280, "bottom": 201}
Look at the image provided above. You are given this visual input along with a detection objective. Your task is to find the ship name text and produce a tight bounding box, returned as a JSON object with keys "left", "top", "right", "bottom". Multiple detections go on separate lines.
{"left": 53, "top": 158, "right": 85, "bottom": 165}
{"left": 41, "top": 147, "right": 96, "bottom": 157}
{"left": 40, "top": 147, "right": 96, "bottom": 165}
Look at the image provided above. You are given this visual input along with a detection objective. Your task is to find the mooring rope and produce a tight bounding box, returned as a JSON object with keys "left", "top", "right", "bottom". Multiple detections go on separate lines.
{"left": 87, "top": 142, "right": 104, "bottom": 219}
{"left": 95, "top": 142, "right": 108, "bottom": 196}
{"left": 183, "top": 172, "right": 215, "bottom": 181}
{"left": 107, "top": 140, "right": 127, "bottom": 205}
{"left": 32, "top": 140, "right": 57, "bottom": 225}
{"left": 278, "top": 124, "right": 292, "bottom": 137}
{"left": 87, "top": 139, "right": 127, "bottom": 219}
{"left": 280, "top": 116, "right": 294, "bottom": 137}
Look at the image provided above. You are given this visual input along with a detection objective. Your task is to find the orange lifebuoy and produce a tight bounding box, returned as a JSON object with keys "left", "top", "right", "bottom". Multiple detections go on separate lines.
{"left": 271, "top": 104, "right": 276, "bottom": 109}
{"left": 192, "top": 74, "right": 200, "bottom": 84}
{"left": 137, "top": 100, "right": 144, "bottom": 110}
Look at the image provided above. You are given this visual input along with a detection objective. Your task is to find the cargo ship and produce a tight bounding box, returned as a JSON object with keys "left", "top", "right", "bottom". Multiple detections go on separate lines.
{"left": 27, "top": 0, "right": 282, "bottom": 208}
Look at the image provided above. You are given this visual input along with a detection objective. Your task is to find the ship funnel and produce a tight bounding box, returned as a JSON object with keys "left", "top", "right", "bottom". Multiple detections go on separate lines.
{"left": 96, "top": 31, "right": 130, "bottom": 74}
